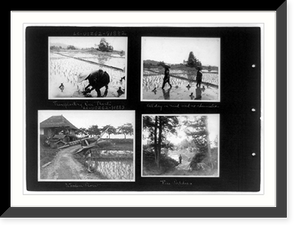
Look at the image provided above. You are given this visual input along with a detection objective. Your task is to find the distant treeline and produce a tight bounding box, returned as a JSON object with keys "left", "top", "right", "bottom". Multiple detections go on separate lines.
{"left": 50, "top": 45, "right": 125, "bottom": 56}
{"left": 143, "top": 60, "right": 218, "bottom": 72}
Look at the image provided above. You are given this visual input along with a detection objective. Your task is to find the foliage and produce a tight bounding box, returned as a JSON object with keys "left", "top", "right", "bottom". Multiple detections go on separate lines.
{"left": 87, "top": 125, "right": 101, "bottom": 136}
{"left": 67, "top": 45, "right": 76, "bottom": 50}
{"left": 184, "top": 116, "right": 219, "bottom": 172}
{"left": 187, "top": 51, "right": 202, "bottom": 68}
{"left": 119, "top": 50, "right": 125, "bottom": 57}
{"left": 50, "top": 45, "right": 61, "bottom": 51}
{"left": 97, "top": 38, "right": 113, "bottom": 52}
{"left": 143, "top": 148, "right": 179, "bottom": 174}
{"left": 159, "top": 155, "right": 179, "bottom": 173}
{"left": 102, "top": 125, "right": 117, "bottom": 138}
{"left": 143, "top": 116, "right": 179, "bottom": 169}
{"left": 117, "top": 123, "right": 133, "bottom": 139}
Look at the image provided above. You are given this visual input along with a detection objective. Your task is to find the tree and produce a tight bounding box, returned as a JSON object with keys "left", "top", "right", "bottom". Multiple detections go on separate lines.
{"left": 184, "top": 116, "right": 212, "bottom": 170}
{"left": 187, "top": 51, "right": 202, "bottom": 68}
{"left": 87, "top": 125, "right": 101, "bottom": 136}
{"left": 117, "top": 123, "right": 133, "bottom": 139}
{"left": 207, "top": 65, "right": 212, "bottom": 72}
{"left": 67, "top": 45, "right": 76, "bottom": 50}
{"left": 98, "top": 38, "right": 113, "bottom": 52}
{"left": 119, "top": 50, "right": 125, "bottom": 57}
{"left": 143, "top": 116, "right": 179, "bottom": 169}
{"left": 102, "top": 125, "right": 116, "bottom": 139}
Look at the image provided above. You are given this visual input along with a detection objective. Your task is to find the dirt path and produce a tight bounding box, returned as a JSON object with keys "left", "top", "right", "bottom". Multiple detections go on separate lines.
{"left": 40, "top": 145, "right": 100, "bottom": 180}
{"left": 168, "top": 150, "right": 192, "bottom": 171}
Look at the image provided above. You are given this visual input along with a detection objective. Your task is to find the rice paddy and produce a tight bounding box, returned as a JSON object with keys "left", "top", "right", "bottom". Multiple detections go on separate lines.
{"left": 142, "top": 68, "right": 219, "bottom": 101}
{"left": 49, "top": 51, "right": 126, "bottom": 99}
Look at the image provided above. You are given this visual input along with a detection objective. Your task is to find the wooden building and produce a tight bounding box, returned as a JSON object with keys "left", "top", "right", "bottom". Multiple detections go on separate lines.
{"left": 40, "top": 115, "right": 78, "bottom": 139}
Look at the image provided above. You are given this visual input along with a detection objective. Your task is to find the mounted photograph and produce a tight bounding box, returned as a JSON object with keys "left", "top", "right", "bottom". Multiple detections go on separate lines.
{"left": 38, "top": 110, "right": 135, "bottom": 181}
{"left": 48, "top": 37, "right": 127, "bottom": 99}
{"left": 141, "top": 37, "right": 220, "bottom": 101}
{"left": 142, "top": 114, "right": 219, "bottom": 177}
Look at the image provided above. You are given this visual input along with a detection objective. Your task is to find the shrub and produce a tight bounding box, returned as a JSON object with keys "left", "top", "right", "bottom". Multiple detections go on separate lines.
{"left": 160, "top": 155, "right": 179, "bottom": 173}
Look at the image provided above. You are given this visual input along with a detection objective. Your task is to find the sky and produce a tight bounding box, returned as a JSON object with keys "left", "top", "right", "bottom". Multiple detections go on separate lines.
{"left": 142, "top": 37, "right": 220, "bottom": 66}
{"left": 49, "top": 37, "right": 127, "bottom": 51}
{"left": 142, "top": 114, "right": 219, "bottom": 146}
{"left": 38, "top": 110, "right": 135, "bottom": 129}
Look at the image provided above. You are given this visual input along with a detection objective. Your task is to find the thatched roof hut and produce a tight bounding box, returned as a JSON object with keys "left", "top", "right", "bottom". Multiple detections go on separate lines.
{"left": 40, "top": 115, "right": 78, "bottom": 138}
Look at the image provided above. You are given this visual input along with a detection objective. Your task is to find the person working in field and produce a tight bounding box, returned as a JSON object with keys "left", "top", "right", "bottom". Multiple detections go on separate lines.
{"left": 162, "top": 64, "right": 172, "bottom": 89}
{"left": 196, "top": 66, "right": 203, "bottom": 88}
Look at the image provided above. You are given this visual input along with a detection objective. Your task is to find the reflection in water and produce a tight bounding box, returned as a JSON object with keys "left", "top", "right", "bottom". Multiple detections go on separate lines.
{"left": 142, "top": 68, "right": 219, "bottom": 101}
{"left": 162, "top": 88, "right": 171, "bottom": 100}
{"left": 195, "top": 86, "right": 202, "bottom": 100}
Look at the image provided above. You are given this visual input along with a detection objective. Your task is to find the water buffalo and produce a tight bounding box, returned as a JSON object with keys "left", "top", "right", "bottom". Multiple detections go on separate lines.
{"left": 79, "top": 69, "right": 110, "bottom": 97}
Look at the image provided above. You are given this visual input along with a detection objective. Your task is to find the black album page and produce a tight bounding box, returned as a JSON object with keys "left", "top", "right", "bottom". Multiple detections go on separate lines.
{"left": 26, "top": 26, "right": 261, "bottom": 192}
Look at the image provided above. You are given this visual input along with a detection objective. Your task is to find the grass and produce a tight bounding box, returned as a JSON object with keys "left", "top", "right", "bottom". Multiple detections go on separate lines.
{"left": 40, "top": 145, "right": 58, "bottom": 168}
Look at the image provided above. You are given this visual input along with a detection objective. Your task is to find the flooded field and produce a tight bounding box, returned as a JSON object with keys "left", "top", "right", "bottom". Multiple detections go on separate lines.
{"left": 49, "top": 51, "right": 126, "bottom": 99}
{"left": 88, "top": 159, "right": 133, "bottom": 180}
{"left": 84, "top": 149, "right": 134, "bottom": 180}
{"left": 142, "top": 68, "right": 219, "bottom": 101}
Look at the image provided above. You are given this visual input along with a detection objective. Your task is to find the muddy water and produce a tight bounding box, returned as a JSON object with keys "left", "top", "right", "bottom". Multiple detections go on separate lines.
{"left": 49, "top": 52, "right": 126, "bottom": 99}
{"left": 142, "top": 69, "right": 219, "bottom": 101}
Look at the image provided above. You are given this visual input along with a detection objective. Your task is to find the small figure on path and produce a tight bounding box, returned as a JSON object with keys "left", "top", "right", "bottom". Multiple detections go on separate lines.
{"left": 179, "top": 154, "right": 182, "bottom": 164}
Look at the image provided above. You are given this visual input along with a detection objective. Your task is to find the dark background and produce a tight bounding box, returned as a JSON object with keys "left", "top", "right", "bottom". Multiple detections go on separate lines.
{"left": 26, "top": 26, "right": 261, "bottom": 192}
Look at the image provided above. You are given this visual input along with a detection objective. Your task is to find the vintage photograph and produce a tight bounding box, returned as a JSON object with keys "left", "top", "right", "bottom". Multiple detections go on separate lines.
{"left": 48, "top": 37, "right": 127, "bottom": 99}
{"left": 38, "top": 110, "right": 135, "bottom": 181}
{"left": 141, "top": 37, "right": 220, "bottom": 101}
{"left": 142, "top": 114, "right": 219, "bottom": 177}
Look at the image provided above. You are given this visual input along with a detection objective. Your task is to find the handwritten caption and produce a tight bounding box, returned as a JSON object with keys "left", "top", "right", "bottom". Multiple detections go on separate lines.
{"left": 73, "top": 31, "right": 127, "bottom": 36}
{"left": 52, "top": 101, "right": 125, "bottom": 110}
{"left": 160, "top": 180, "right": 193, "bottom": 186}
{"left": 65, "top": 183, "right": 101, "bottom": 188}
{"left": 147, "top": 103, "right": 219, "bottom": 111}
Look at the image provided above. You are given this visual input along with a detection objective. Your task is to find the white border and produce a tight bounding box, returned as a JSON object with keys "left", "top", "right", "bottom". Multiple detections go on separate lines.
{"left": 37, "top": 110, "right": 135, "bottom": 182}
{"left": 11, "top": 11, "right": 276, "bottom": 207}
{"left": 47, "top": 36, "right": 128, "bottom": 100}
{"left": 141, "top": 114, "right": 220, "bottom": 178}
